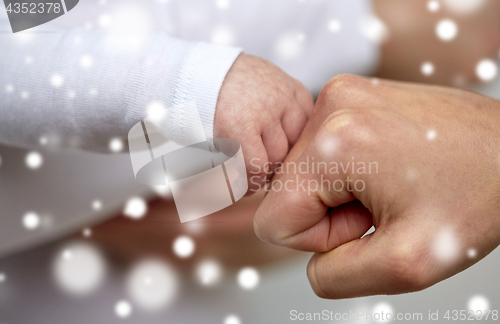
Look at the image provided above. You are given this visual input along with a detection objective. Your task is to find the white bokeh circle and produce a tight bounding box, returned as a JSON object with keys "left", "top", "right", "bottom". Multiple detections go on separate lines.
{"left": 126, "top": 259, "right": 178, "bottom": 310}
{"left": 224, "top": 314, "right": 241, "bottom": 324}
{"left": 427, "top": 130, "right": 437, "bottom": 141}
{"left": 80, "top": 55, "right": 94, "bottom": 68}
{"left": 436, "top": 19, "right": 458, "bottom": 41}
{"left": 372, "top": 302, "right": 394, "bottom": 323}
{"left": 115, "top": 300, "right": 132, "bottom": 318}
{"left": 421, "top": 62, "right": 435, "bottom": 76}
{"left": 327, "top": 19, "right": 342, "bottom": 33}
{"left": 173, "top": 236, "right": 195, "bottom": 258}
{"left": 237, "top": 267, "right": 259, "bottom": 290}
{"left": 123, "top": 197, "right": 147, "bottom": 219}
{"left": 196, "top": 259, "right": 222, "bottom": 286}
{"left": 109, "top": 137, "right": 124, "bottom": 152}
{"left": 468, "top": 295, "right": 490, "bottom": 312}
{"left": 50, "top": 74, "right": 64, "bottom": 88}
{"left": 476, "top": 59, "right": 498, "bottom": 82}
{"left": 23, "top": 212, "right": 41, "bottom": 230}
{"left": 53, "top": 242, "right": 106, "bottom": 296}
{"left": 25, "top": 151, "right": 43, "bottom": 169}
{"left": 427, "top": 0, "right": 440, "bottom": 12}
{"left": 274, "top": 32, "right": 305, "bottom": 61}
{"left": 433, "top": 227, "right": 460, "bottom": 262}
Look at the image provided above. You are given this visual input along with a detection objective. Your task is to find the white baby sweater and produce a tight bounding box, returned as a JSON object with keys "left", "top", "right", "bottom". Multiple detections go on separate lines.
{"left": 0, "top": 0, "right": 378, "bottom": 152}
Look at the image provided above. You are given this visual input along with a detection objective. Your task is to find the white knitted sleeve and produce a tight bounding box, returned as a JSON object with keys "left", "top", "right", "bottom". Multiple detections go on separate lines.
{"left": 0, "top": 20, "right": 242, "bottom": 152}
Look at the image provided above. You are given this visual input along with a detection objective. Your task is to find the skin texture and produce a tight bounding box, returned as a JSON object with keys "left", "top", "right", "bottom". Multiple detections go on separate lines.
{"left": 374, "top": 0, "right": 500, "bottom": 86}
{"left": 254, "top": 74, "right": 500, "bottom": 299}
{"left": 214, "top": 54, "right": 314, "bottom": 193}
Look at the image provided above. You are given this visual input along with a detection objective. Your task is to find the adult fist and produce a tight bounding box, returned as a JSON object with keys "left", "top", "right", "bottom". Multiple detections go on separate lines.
{"left": 254, "top": 74, "right": 500, "bottom": 298}
{"left": 214, "top": 54, "right": 313, "bottom": 194}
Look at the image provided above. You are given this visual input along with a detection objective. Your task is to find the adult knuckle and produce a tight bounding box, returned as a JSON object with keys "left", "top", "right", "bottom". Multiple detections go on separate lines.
{"left": 317, "top": 74, "right": 371, "bottom": 113}
{"left": 319, "top": 111, "right": 374, "bottom": 150}
{"left": 322, "top": 112, "right": 358, "bottom": 134}
{"left": 323, "top": 74, "right": 364, "bottom": 91}
{"left": 384, "top": 244, "right": 431, "bottom": 291}
{"left": 322, "top": 73, "right": 366, "bottom": 94}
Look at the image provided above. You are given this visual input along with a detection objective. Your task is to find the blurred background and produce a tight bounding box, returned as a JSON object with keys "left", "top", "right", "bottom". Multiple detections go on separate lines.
{"left": 1, "top": 0, "right": 500, "bottom": 323}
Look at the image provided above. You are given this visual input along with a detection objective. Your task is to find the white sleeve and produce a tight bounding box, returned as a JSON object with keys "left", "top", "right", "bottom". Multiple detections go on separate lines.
{"left": 0, "top": 20, "right": 242, "bottom": 152}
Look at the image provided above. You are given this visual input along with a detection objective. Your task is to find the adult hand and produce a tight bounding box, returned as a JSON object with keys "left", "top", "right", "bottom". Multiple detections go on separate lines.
{"left": 254, "top": 74, "right": 500, "bottom": 298}
{"left": 214, "top": 54, "right": 314, "bottom": 193}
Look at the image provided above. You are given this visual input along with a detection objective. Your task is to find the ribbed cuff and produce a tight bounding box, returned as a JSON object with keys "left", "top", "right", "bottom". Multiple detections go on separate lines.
{"left": 172, "top": 42, "right": 242, "bottom": 140}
